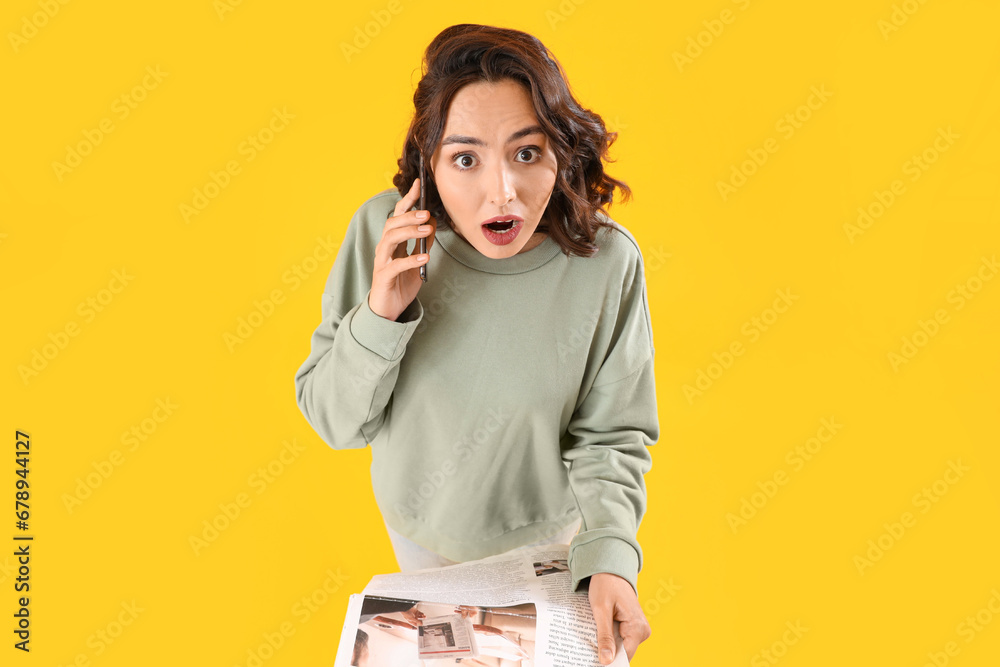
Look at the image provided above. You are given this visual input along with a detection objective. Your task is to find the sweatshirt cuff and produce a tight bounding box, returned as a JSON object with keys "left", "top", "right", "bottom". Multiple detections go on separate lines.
{"left": 349, "top": 292, "right": 423, "bottom": 361}
{"left": 568, "top": 536, "right": 640, "bottom": 595}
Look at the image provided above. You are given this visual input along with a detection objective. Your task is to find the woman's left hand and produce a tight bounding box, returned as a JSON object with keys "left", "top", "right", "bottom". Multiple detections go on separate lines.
{"left": 588, "top": 572, "right": 651, "bottom": 664}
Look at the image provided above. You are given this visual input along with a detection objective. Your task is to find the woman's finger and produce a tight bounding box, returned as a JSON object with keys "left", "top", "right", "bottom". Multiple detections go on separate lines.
{"left": 391, "top": 178, "right": 421, "bottom": 219}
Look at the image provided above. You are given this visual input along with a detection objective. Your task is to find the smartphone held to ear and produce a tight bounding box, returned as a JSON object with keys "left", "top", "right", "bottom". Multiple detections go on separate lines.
{"left": 418, "top": 153, "right": 428, "bottom": 282}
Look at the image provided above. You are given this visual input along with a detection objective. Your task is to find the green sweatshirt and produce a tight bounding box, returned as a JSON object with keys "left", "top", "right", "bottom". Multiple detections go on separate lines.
{"left": 294, "top": 188, "right": 658, "bottom": 594}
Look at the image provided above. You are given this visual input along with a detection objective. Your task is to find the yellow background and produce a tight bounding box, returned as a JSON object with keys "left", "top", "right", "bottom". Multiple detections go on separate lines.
{"left": 2, "top": 0, "right": 999, "bottom": 665}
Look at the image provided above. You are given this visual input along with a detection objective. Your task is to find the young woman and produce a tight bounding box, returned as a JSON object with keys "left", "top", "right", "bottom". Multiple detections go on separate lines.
{"left": 295, "top": 24, "right": 657, "bottom": 664}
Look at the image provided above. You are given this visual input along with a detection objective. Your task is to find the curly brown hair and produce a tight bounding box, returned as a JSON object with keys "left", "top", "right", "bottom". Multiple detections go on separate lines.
{"left": 392, "top": 24, "right": 631, "bottom": 258}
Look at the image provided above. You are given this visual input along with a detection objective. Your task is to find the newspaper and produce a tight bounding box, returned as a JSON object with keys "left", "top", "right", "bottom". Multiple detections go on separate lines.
{"left": 334, "top": 544, "right": 629, "bottom": 667}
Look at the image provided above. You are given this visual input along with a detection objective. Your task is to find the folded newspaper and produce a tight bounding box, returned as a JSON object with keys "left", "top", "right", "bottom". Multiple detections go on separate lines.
{"left": 334, "top": 543, "right": 628, "bottom": 666}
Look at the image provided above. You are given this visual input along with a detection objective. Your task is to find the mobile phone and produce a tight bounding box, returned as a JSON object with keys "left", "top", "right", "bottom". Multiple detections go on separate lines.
{"left": 418, "top": 153, "right": 428, "bottom": 282}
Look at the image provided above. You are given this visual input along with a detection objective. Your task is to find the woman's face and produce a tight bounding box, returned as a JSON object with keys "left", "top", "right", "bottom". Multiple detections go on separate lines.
{"left": 429, "top": 78, "right": 559, "bottom": 258}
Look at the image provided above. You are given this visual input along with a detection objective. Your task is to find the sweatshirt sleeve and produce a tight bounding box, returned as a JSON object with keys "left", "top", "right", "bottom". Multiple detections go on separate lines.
{"left": 294, "top": 194, "right": 424, "bottom": 449}
{"left": 562, "top": 238, "right": 658, "bottom": 595}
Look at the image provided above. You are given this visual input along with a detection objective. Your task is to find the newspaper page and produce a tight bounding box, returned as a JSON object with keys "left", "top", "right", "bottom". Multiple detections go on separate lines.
{"left": 333, "top": 544, "right": 629, "bottom": 667}
{"left": 417, "top": 613, "right": 478, "bottom": 660}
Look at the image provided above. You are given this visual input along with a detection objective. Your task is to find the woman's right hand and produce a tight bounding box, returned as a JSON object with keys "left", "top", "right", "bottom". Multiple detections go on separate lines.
{"left": 369, "top": 178, "right": 436, "bottom": 322}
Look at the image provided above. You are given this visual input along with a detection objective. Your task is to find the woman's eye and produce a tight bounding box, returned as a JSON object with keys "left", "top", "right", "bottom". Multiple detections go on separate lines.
{"left": 451, "top": 153, "right": 476, "bottom": 171}
{"left": 517, "top": 147, "right": 541, "bottom": 162}
{"left": 451, "top": 147, "right": 541, "bottom": 171}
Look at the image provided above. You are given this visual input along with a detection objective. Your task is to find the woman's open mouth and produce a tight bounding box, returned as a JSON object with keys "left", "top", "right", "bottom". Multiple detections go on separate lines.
{"left": 481, "top": 216, "right": 524, "bottom": 246}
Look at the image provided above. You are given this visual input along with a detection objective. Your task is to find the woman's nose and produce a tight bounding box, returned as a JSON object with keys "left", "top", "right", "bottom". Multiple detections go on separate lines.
{"left": 487, "top": 160, "right": 516, "bottom": 207}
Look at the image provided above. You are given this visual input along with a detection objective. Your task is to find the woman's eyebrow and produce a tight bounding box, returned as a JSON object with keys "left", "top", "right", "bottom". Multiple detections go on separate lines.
{"left": 440, "top": 125, "right": 545, "bottom": 148}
